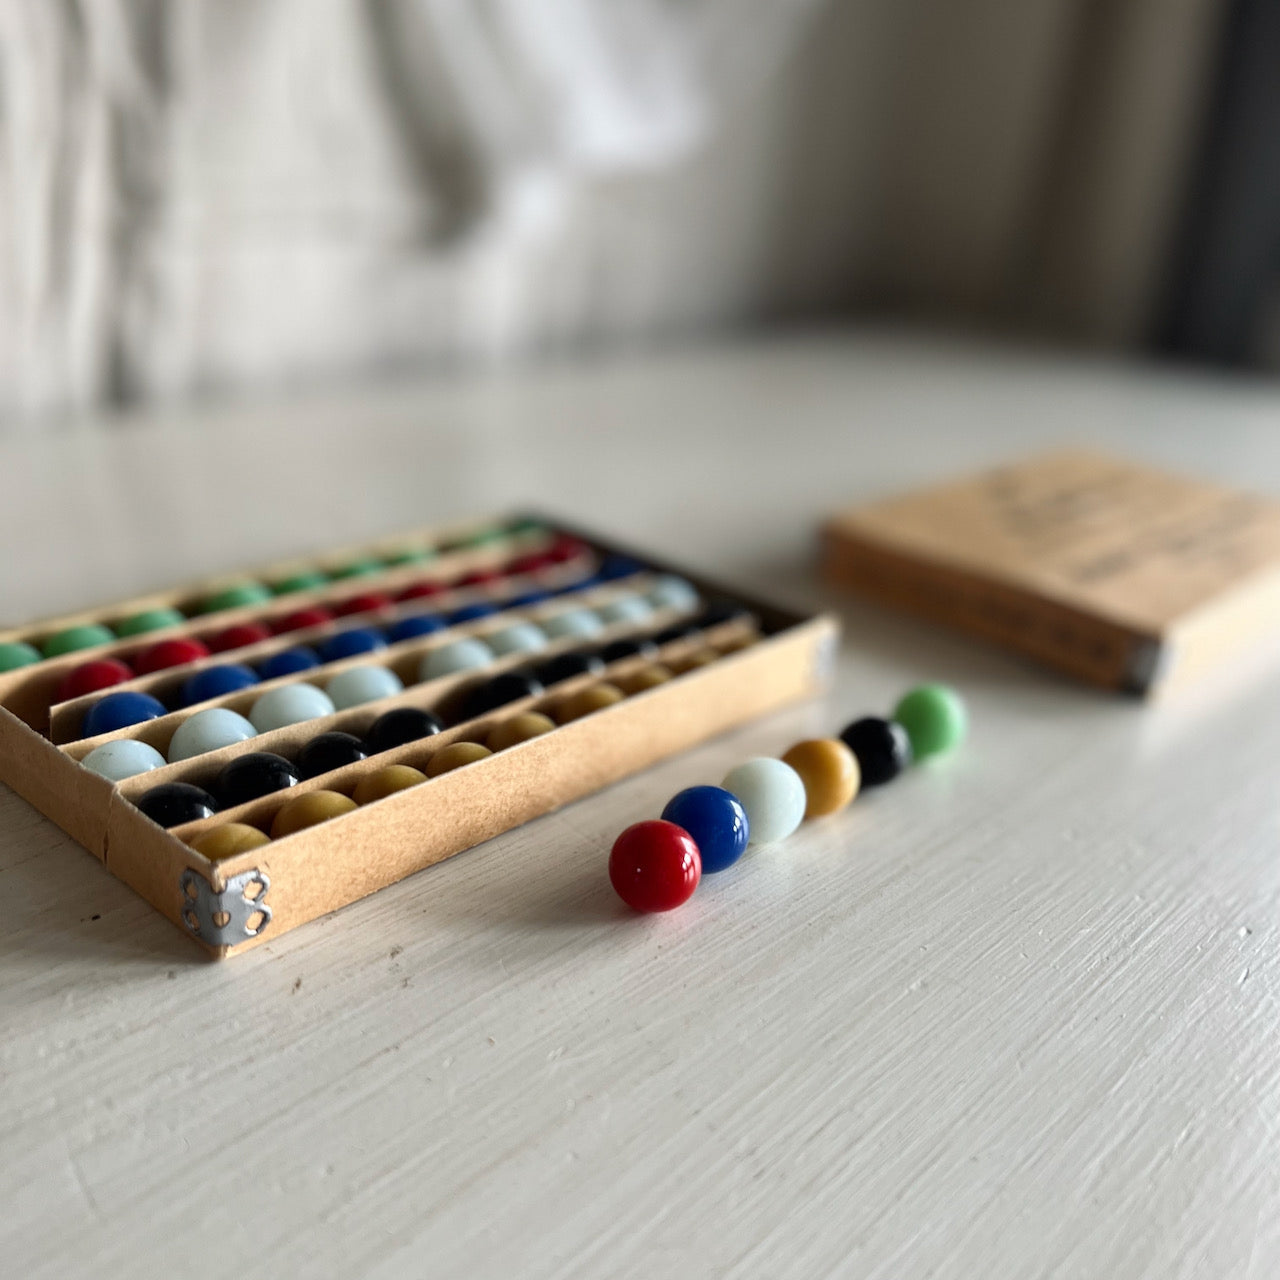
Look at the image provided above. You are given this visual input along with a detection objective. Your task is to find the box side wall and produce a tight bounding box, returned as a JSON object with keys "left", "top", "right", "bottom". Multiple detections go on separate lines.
{"left": 821, "top": 525, "right": 1155, "bottom": 692}
{"left": 216, "top": 617, "right": 836, "bottom": 956}
{"left": 0, "top": 706, "right": 113, "bottom": 856}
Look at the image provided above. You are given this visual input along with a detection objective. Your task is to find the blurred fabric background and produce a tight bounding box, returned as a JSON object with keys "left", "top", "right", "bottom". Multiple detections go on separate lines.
{"left": 1, "top": 0, "right": 1276, "bottom": 424}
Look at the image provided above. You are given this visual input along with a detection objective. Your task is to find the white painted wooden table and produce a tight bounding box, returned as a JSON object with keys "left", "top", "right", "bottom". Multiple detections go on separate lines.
{"left": 3, "top": 332, "right": 1279, "bottom": 1279}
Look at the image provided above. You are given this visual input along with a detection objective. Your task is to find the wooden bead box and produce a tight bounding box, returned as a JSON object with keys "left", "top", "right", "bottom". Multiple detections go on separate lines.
{"left": 0, "top": 516, "right": 838, "bottom": 957}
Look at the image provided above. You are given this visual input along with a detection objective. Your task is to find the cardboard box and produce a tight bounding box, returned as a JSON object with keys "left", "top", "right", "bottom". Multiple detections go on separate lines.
{"left": 1, "top": 517, "right": 837, "bottom": 957}
{"left": 821, "top": 450, "right": 1280, "bottom": 695}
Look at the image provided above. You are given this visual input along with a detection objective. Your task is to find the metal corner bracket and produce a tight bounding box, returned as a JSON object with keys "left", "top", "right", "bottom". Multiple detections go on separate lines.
{"left": 180, "top": 867, "right": 272, "bottom": 947}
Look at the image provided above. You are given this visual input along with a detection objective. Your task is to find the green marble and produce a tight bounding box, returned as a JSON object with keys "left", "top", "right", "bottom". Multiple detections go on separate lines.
{"left": 41, "top": 623, "right": 116, "bottom": 658}
{"left": 892, "top": 684, "right": 967, "bottom": 759}
{"left": 115, "top": 606, "right": 186, "bottom": 637}
{"left": 272, "top": 569, "right": 330, "bottom": 595}
{"left": 0, "top": 640, "right": 42, "bottom": 672}
{"left": 384, "top": 546, "right": 436, "bottom": 567}
{"left": 330, "top": 556, "right": 383, "bottom": 579}
{"left": 197, "top": 582, "right": 273, "bottom": 613}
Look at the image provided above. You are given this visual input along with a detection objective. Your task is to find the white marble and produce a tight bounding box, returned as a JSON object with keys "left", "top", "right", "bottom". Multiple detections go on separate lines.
{"left": 419, "top": 637, "right": 496, "bottom": 681}
{"left": 326, "top": 665, "right": 404, "bottom": 711}
{"left": 484, "top": 621, "right": 549, "bottom": 657}
{"left": 166, "top": 707, "right": 259, "bottom": 762}
{"left": 248, "top": 683, "right": 336, "bottom": 733}
{"left": 79, "top": 738, "right": 166, "bottom": 782}
{"left": 721, "top": 757, "right": 807, "bottom": 843}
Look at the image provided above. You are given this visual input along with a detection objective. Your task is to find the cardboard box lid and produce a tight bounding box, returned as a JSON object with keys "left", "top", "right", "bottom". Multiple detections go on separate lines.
{"left": 822, "top": 450, "right": 1280, "bottom": 694}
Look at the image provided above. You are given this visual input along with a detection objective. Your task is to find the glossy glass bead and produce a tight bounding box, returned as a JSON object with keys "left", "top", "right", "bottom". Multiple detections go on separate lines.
{"left": 598, "top": 554, "right": 644, "bottom": 581}
{"left": 449, "top": 602, "right": 499, "bottom": 625}
{"left": 506, "top": 553, "right": 552, "bottom": 576}
{"left": 136, "top": 637, "right": 212, "bottom": 675}
{"left": 317, "top": 628, "right": 387, "bottom": 663}
{"left": 609, "top": 820, "right": 701, "bottom": 912}
{"left": 167, "top": 708, "right": 259, "bottom": 762}
{"left": 387, "top": 614, "right": 446, "bottom": 644}
{"left": 506, "top": 516, "right": 546, "bottom": 537}
{"left": 82, "top": 690, "right": 168, "bottom": 738}
{"left": 189, "top": 822, "right": 270, "bottom": 859}
{"left": 137, "top": 782, "right": 218, "bottom": 827}
{"left": 600, "top": 637, "right": 659, "bottom": 663}
{"left": 616, "top": 663, "right": 674, "bottom": 694}
{"left": 352, "top": 765, "right": 426, "bottom": 805}
{"left": 271, "top": 790, "right": 357, "bottom": 837}
{"left": 115, "top": 607, "right": 186, "bottom": 637}
{"left": 485, "top": 621, "right": 548, "bottom": 656}
{"left": 257, "top": 647, "right": 322, "bottom": 680}
{"left": 180, "top": 664, "right": 259, "bottom": 706}
{"left": 81, "top": 738, "right": 167, "bottom": 782}
{"left": 651, "top": 622, "right": 701, "bottom": 646}
{"left": 248, "top": 683, "right": 336, "bottom": 733}
{"left": 533, "top": 650, "right": 605, "bottom": 685}
{"left": 838, "top": 717, "right": 912, "bottom": 786}
{"left": 696, "top": 598, "right": 751, "bottom": 630}
{"left": 542, "top": 608, "right": 606, "bottom": 642}
{"left": 485, "top": 711, "right": 556, "bottom": 752}
{"left": 545, "top": 534, "right": 590, "bottom": 563}
{"left": 505, "top": 590, "right": 550, "bottom": 608}
{"left": 207, "top": 622, "right": 273, "bottom": 653}
{"left": 273, "top": 606, "right": 335, "bottom": 634}
{"left": 661, "top": 786, "right": 749, "bottom": 874}
{"left": 554, "top": 682, "right": 626, "bottom": 724}
{"left": 297, "top": 731, "right": 368, "bottom": 779}
{"left": 56, "top": 658, "right": 134, "bottom": 703}
{"left": 646, "top": 575, "right": 700, "bottom": 614}
{"left": 596, "top": 595, "right": 654, "bottom": 627}
{"left": 42, "top": 623, "right": 116, "bottom": 658}
{"left": 385, "top": 546, "right": 435, "bottom": 567}
{"left": 722, "top": 758, "right": 806, "bottom": 844}
{"left": 331, "top": 556, "right": 383, "bottom": 580}
{"left": 326, "top": 665, "right": 404, "bottom": 710}
{"left": 334, "top": 591, "right": 393, "bottom": 618}
{"left": 198, "top": 582, "right": 272, "bottom": 613}
{"left": 365, "top": 707, "right": 445, "bottom": 755}
{"left": 271, "top": 569, "right": 329, "bottom": 594}
{"left": 460, "top": 670, "right": 545, "bottom": 720}
{"left": 893, "top": 684, "right": 967, "bottom": 758}
{"left": 0, "top": 640, "right": 42, "bottom": 672}
{"left": 780, "top": 739, "right": 860, "bottom": 818}
{"left": 216, "top": 751, "right": 301, "bottom": 808}
{"left": 396, "top": 581, "right": 446, "bottom": 603}
{"left": 424, "top": 742, "right": 493, "bottom": 777}
{"left": 419, "top": 638, "right": 495, "bottom": 681}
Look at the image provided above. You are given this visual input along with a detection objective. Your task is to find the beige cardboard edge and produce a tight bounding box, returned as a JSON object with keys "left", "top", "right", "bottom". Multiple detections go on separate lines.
{"left": 0, "top": 705, "right": 114, "bottom": 856}
{"left": 213, "top": 616, "right": 837, "bottom": 958}
{"left": 820, "top": 523, "right": 1152, "bottom": 692}
{"left": 103, "top": 789, "right": 225, "bottom": 958}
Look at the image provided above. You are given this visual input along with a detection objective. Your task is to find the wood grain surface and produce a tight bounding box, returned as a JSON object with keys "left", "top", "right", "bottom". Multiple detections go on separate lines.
{"left": 3, "top": 332, "right": 1278, "bottom": 1279}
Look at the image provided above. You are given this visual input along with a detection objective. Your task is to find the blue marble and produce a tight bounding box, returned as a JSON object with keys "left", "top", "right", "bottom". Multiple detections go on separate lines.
{"left": 317, "top": 627, "right": 387, "bottom": 663}
{"left": 449, "top": 602, "right": 499, "bottom": 624}
{"left": 387, "top": 614, "right": 447, "bottom": 644}
{"left": 257, "top": 647, "right": 322, "bottom": 680}
{"left": 81, "top": 691, "right": 168, "bottom": 738}
{"left": 598, "top": 554, "right": 644, "bottom": 581}
{"left": 180, "top": 663, "right": 259, "bottom": 707}
{"left": 505, "top": 590, "right": 550, "bottom": 608}
{"left": 661, "top": 785, "right": 750, "bottom": 874}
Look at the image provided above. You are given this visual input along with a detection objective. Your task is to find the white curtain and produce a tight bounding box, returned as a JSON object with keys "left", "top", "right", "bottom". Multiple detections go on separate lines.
{"left": 0, "top": 0, "right": 1228, "bottom": 424}
{"left": 0, "top": 0, "right": 819, "bottom": 420}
